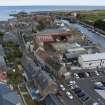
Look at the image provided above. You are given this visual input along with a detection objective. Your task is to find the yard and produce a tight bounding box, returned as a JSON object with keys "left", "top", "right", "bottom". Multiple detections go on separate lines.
{"left": 23, "top": 94, "right": 40, "bottom": 105}
{"left": 3, "top": 42, "right": 22, "bottom": 63}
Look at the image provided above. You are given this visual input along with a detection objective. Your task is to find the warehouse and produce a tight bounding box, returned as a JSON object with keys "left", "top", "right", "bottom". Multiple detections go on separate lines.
{"left": 78, "top": 52, "right": 105, "bottom": 69}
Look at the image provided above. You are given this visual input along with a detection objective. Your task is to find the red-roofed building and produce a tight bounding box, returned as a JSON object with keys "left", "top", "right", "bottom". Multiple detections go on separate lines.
{"left": 0, "top": 67, "right": 7, "bottom": 82}
{"left": 36, "top": 48, "right": 50, "bottom": 61}
{"left": 33, "top": 31, "right": 72, "bottom": 48}
{"left": 36, "top": 35, "right": 54, "bottom": 43}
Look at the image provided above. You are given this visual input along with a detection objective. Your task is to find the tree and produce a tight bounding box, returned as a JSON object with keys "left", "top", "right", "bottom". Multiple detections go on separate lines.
{"left": 0, "top": 31, "right": 4, "bottom": 37}
{"left": 0, "top": 31, "right": 4, "bottom": 43}
{"left": 94, "top": 19, "right": 105, "bottom": 31}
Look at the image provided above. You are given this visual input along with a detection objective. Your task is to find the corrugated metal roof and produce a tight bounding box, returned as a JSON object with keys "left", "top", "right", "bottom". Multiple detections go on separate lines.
{"left": 80, "top": 52, "right": 105, "bottom": 62}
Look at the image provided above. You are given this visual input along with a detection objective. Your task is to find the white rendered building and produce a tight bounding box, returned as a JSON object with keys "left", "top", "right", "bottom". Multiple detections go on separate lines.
{"left": 78, "top": 52, "right": 105, "bottom": 69}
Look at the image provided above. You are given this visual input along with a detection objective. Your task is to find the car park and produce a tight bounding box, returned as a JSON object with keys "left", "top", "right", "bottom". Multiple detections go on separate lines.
{"left": 85, "top": 99, "right": 99, "bottom": 105}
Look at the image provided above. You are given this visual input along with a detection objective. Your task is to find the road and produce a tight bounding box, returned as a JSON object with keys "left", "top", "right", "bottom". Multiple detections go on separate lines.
{"left": 77, "top": 78, "right": 105, "bottom": 105}
{"left": 70, "top": 23, "right": 105, "bottom": 49}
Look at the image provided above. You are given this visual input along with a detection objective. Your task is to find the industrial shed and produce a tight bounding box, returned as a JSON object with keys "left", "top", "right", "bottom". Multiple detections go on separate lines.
{"left": 78, "top": 52, "right": 105, "bottom": 69}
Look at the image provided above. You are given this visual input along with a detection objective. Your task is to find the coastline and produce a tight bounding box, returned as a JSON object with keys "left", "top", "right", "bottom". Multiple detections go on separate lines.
{"left": 0, "top": 5, "right": 105, "bottom": 21}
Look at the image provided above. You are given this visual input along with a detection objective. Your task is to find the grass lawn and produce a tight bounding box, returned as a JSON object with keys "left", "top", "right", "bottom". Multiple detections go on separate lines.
{"left": 93, "top": 10, "right": 105, "bottom": 14}
{"left": 80, "top": 14, "right": 103, "bottom": 23}
{"left": 23, "top": 94, "right": 39, "bottom": 105}
{"left": 20, "top": 86, "right": 27, "bottom": 92}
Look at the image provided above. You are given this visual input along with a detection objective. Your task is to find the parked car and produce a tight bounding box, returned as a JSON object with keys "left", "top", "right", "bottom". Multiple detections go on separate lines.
{"left": 78, "top": 72, "right": 86, "bottom": 78}
{"left": 74, "top": 73, "right": 80, "bottom": 79}
{"left": 73, "top": 87, "right": 81, "bottom": 94}
{"left": 57, "top": 91, "right": 64, "bottom": 96}
{"left": 94, "top": 82, "right": 104, "bottom": 90}
{"left": 66, "top": 91, "right": 73, "bottom": 99}
{"left": 101, "top": 81, "right": 105, "bottom": 87}
{"left": 93, "top": 102, "right": 99, "bottom": 105}
{"left": 69, "top": 81, "right": 76, "bottom": 84}
{"left": 77, "top": 91, "right": 85, "bottom": 97}
{"left": 60, "top": 84, "right": 66, "bottom": 91}
{"left": 94, "top": 71, "right": 100, "bottom": 76}
{"left": 85, "top": 72, "right": 90, "bottom": 77}
{"left": 80, "top": 95, "right": 89, "bottom": 101}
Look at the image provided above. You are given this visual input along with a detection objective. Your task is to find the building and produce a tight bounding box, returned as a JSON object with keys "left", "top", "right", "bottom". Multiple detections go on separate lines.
{"left": 63, "top": 53, "right": 79, "bottom": 62}
{"left": 35, "top": 48, "right": 67, "bottom": 78}
{"left": 0, "top": 56, "right": 6, "bottom": 69}
{"left": 55, "top": 16, "right": 77, "bottom": 23}
{"left": 0, "top": 67, "right": 7, "bottom": 82}
{"left": 33, "top": 30, "right": 72, "bottom": 47}
{"left": 0, "top": 82, "right": 22, "bottom": 105}
{"left": 41, "top": 94, "right": 63, "bottom": 105}
{"left": 3, "top": 32, "right": 18, "bottom": 44}
{"left": 0, "top": 45, "right": 6, "bottom": 70}
{"left": 78, "top": 52, "right": 105, "bottom": 69}
{"left": 23, "top": 56, "right": 58, "bottom": 97}
{"left": 35, "top": 70, "right": 58, "bottom": 96}
{"left": 0, "top": 45, "right": 5, "bottom": 57}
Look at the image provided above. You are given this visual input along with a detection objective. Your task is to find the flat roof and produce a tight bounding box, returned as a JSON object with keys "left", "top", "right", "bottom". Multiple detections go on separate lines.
{"left": 80, "top": 52, "right": 105, "bottom": 62}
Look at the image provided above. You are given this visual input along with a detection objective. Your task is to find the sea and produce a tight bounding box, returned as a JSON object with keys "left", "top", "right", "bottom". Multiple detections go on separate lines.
{"left": 0, "top": 6, "right": 105, "bottom": 21}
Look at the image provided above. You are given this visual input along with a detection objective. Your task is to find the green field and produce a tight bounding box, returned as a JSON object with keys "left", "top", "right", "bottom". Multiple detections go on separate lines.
{"left": 93, "top": 10, "right": 105, "bottom": 14}
{"left": 80, "top": 15, "right": 103, "bottom": 22}
{"left": 79, "top": 10, "right": 105, "bottom": 23}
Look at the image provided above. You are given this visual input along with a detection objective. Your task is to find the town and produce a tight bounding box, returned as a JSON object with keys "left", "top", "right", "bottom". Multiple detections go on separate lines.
{"left": 0, "top": 10, "right": 105, "bottom": 105}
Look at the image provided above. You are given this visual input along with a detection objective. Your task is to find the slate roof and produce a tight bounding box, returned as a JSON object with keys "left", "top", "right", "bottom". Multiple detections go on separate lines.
{"left": 43, "top": 94, "right": 62, "bottom": 105}
{"left": 0, "top": 45, "right": 5, "bottom": 56}
{"left": 64, "top": 53, "right": 79, "bottom": 59}
{"left": 0, "top": 82, "right": 21, "bottom": 105}
{"left": 0, "top": 56, "right": 6, "bottom": 68}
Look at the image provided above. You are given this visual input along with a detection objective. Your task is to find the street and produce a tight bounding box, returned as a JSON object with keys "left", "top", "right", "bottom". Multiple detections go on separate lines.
{"left": 71, "top": 23, "right": 105, "bottom": 49}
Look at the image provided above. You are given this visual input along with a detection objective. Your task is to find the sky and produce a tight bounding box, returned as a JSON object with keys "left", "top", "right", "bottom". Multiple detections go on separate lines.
{"left": 0, "top": 0, "right": 105, "bottom": 6}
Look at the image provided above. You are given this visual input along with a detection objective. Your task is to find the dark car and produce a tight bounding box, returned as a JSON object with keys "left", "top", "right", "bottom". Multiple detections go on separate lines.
{"left": 77, "top": 91, "right": 85, "bottom": 97}
{"left": 102, "top": 81, "right": 105, "bottom": 87}
{"left": 78, "top": 72, "right": 86, "bottom": 78}
{"left": 73, "top": 88, "right": 81, "bottom": 94}
{"left": 87, "top": 72, "right": 93, "bottom": 77}
{"left": 56, "top": 91, "right": 64, "bottom": 96}
{"left": 80, "top": 95, "right": 89, "bottom": 101}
